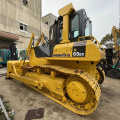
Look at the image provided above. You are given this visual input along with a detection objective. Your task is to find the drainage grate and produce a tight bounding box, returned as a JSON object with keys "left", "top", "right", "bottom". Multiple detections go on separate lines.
{"left": 25, "top": 108, "right": 44, "bottom": 120}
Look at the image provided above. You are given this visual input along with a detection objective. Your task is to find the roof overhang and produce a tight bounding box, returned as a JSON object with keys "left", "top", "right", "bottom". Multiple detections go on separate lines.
{"left": 0, "top": 31, "right": 19, "bottom": 41}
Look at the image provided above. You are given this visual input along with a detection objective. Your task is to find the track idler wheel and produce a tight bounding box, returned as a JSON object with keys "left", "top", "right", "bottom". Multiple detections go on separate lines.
{"left": 66, "top": 76, "right": 92, "bottom": 104}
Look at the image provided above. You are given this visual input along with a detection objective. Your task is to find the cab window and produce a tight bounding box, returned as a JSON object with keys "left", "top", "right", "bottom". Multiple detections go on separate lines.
{"left": 85, "top": 20, "right": 92, "bottom": 36}
{"left": 69, "top": 14, "right": 79, "bottom": 38}
{"left": 59, "top": 20, "right": 63, "bottom": 40}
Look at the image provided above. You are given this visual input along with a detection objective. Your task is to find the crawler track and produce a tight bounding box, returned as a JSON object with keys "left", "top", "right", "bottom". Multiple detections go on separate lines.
{"left": 97, "top": 66, "right": 105, "bottom": 84}
{"left": 23, "top": 64, "right": 101, "bottom": 115}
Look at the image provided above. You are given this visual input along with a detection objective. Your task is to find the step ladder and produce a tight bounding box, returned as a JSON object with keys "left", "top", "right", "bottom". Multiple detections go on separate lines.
{"left": 0, "top": 97, "right": 10, "bottom": 120}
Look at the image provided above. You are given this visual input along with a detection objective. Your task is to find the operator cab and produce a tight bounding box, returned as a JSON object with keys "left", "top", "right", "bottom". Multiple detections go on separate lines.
{"left": 50, "top": 9, "right": 92, "bottom": 43}
{"left": 49, "top": 9, "right": 92, "bottom": 56}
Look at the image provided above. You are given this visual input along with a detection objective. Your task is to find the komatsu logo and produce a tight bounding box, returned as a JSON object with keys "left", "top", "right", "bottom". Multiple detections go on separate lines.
{"left": 73, "top": 52, "right": 84, "bottom": 57}
{"left": 53, "top": 53, "right": 70, "bottom": 57}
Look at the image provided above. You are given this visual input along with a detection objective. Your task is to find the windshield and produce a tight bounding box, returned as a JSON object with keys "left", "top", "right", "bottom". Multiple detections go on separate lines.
{"left": 85, "top": 19, "right": 92, "bottom": 36}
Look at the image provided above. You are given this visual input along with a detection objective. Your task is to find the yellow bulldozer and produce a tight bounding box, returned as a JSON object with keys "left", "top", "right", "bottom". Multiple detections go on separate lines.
{"left": 6, "top": 3, "right": 105, "bottom": 115}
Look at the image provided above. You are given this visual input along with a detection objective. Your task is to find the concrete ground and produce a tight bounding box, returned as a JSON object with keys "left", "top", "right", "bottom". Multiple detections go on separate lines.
{"left": 0, "top": 67, "right": 120, "bottom": 120}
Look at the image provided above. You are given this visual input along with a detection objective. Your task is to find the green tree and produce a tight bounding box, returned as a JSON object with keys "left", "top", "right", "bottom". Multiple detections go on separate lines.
{"left": 100, "top": 34, "right": 113, "bottom": 48}
{"left": 100, "top": 33, "right": 120, "bottom": 58}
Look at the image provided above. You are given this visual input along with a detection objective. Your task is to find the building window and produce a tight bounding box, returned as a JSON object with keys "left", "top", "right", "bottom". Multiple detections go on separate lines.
{"left": 22, "top": 0, "right": 28, "bottom": 6}
{"left": 20, "top": 22, "right": 28, "bottom": 32}
{"left": 45, "top": 22, "right": 48, "bottom": 25}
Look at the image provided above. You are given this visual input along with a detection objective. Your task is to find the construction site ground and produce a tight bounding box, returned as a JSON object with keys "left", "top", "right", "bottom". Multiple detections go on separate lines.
{"left": 0, "top": 67, "right": 120, "bottom": 120}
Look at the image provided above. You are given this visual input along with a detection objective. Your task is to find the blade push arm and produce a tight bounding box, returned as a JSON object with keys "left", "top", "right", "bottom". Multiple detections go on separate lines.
{"left": 26, "top": 33, "right": 46, "bottom": 56}
{"left": 35, "top": 33, "right": 45, "bottom": 47}
{"left": 26, "top": 33, "right": 35, "bottom": 56}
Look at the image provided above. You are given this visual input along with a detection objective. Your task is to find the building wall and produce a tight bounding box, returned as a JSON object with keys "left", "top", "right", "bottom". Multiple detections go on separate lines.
{"left": 42, "top": 13, "right": 57, "bottom": 39}
{"left": 42, "top": 13, "right": 57, "bottom": 27}
{"left": 0, "top": 0, "right": 42, "bottom": 50}
{"left": 41, "top": 22, "right": 50, "bottom": 40}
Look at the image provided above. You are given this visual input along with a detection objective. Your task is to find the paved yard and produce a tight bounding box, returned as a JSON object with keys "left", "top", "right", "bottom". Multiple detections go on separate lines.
{"left": 0, "top": 67, "right": 120, "bottom": 120}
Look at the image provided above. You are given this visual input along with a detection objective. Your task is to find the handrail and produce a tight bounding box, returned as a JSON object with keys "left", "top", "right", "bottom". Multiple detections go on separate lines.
{"left": 78, "top": 35, "right": 105, "bottom": 52}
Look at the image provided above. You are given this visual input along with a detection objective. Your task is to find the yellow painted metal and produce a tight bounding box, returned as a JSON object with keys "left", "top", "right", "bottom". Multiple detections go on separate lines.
{"left": 78, "top": 35, "right": 105, "bottom": 52}
{"left": 59, "top": 3, "right": 75, "bottom": 43}
{"left": 6, "top": 42, "right": 104, "bottom": 115}
{"left": 12, "top": 63, "right": 18, "bottom": 75}
{"left": 58, "top": 3, "right": 75, "bottom": 16}
{"left": 53, "top": 40, "right": 105, "bottom": 60}
{"left": 10, "top": 73, "right": 39, "bottom": 86}
{"left": 67, "top": 81, "right": 88, "bottom": 103}
{"left": 7, "top": 64, "right": 101, "bottom": 115}
{"left": 96, "top": 66, "right": 105, "bottom": 84}
{"left": 26, "top": 33, "right": 35, "bottom": 56}
{"left": 60, "top": 15, "right": 70, "bottom": 43}
{"left": 6, "top": 3, "right": 105, "bottom": 116}
{"left": 112, "top": 26, "right": 120, "bottom": 51}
